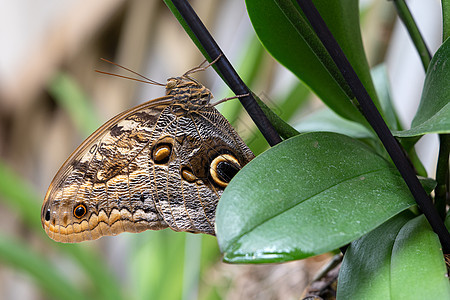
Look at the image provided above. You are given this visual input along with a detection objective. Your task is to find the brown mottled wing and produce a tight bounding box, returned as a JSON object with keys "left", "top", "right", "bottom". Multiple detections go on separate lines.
{"left": 42, "top": 96, "right": 254, "bottom": 242}
{"left": 152, "top": 104, "right": 254, "bottom": 234}
{"left": 42, "top": 97, "right": 172, "bottom": 242}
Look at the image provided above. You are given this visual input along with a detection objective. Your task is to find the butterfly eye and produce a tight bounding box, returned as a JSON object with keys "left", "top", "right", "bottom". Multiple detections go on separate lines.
{"left": 153, "top": 144, "right": 172, "bottom": 164}
{"left": 210, "top": 154, "right": 241, "bottom": 188}
{"left": 166, "top": 78, "right": 177, "bottom": 89}
{"left": 74, "top": 204, "right": 87, "bottom": 219}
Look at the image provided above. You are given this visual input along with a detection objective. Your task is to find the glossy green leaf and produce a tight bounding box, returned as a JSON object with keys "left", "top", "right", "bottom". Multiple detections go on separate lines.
{"left": 294, "top": 108, "right": 375, "bottom": 139}
{"left": 393, "top": 37, "right": 450, "bottom": 137}
{"left": 418, "top": 176, "right": 437, "bottom": 194}
{"left": 338, "top": 213, "right": 450, "bottom": 299}
{"left": 442, "top": 0, "right": 449, "bottom": 41}
{"left": 372, "top": 64, "right": 401, "bottom": 131}
{"left": 216, "top": 132, "right": 415, "bottom": 263}
{"left": 245, "top": 0, "right": 380, "bottom": 125}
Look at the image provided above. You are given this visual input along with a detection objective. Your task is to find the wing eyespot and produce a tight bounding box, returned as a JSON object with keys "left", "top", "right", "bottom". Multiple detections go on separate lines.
{"left": 210, "top": 154, "right": 241, "bottom": 188}
{"left": 181, "top": 167, "right": 197, "bottom": 183}
{"left": 152, "top": 137, "right": 175, "bottom": 165}
{"left": 74, "top": 204, "right": 87, "bottom": 219}
{"left": 152, "top": 144, "right": 172, "bottom": 164}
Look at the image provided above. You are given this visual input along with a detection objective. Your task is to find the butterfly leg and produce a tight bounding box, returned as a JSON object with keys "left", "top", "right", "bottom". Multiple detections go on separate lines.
{"left": 183, "top": 54, "right": 223, "bottom": 76}
{"left": 212, "top": 92, "right": 250, "bottom": 106}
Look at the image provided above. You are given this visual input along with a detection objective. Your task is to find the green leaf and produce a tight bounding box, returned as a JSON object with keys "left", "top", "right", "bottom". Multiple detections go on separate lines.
{"left": 417, "top": 176, "right": 437, "bottom": 194}
{"left": 390, "top": 215, "right": 449, "bottom": 299}
{"left": 216, "top": 132, "right": 415, "bottom": 263}
{"left": 338, "top": 212, "right": 412, "bottom": 299}
{"left": 393, "top": 37, "right": 450, "bottom": 137}
{"left": 442, "top": 0, "right": 450, "bottom": 41}
{"left": 338, "top": 213, "right": 450, "bottom": 299}
{"left": 294, "top": 108, "right": 375, "bottom": 139}
{"left": 245, "top": 0, "right": 380, "bottom": 125}
{"left": 371, "top": 64, "right": 401, "bottom": 131}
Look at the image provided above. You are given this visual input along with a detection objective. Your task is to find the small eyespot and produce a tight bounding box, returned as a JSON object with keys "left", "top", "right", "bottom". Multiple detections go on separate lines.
{"left": 181, "top": 167, "right": 197, "bottom": 183}
{"left": 74, "top": 204, "right": 87, "bottom": 219}
{"left": 45, "top": 209, "right": 51, "bottom": 221}
{"left": 152, "top": 143, "right": 172, "bottom": 164}
{"left": 210, "top": 154, "right": 241, "bottom": 188}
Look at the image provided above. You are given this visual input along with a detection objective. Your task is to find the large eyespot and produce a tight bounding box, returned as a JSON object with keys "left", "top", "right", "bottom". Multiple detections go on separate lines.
{"left": 210, "top": 154, "right": 241, "bottom": 188}
{"left": 45, "top": 209, "right": 51, "bottom": 221}
{"left": 73, "top": 204, "right": 87, "bottom": 219}
{"left": 152, "top": 143, "right": 172, "bottom": 164}
{"left": 181, "top": 167, "right": 197, "bottom": 183}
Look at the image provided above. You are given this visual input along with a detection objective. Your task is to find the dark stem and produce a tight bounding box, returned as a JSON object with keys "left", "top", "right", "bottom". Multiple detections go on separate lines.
{"left": 168, "top": 0, "right": 282, "bottom": 146}
{"left": 296, "top": 0, "right": 450, "bottom": 253}
{"left": 393, "top": 0, "right": 432, "bottom": 70}
{"left": 435, "top": 134, "right": 450, "bottom": 220}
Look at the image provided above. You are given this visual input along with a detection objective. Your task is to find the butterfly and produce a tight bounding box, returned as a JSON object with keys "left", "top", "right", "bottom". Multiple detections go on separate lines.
{"left": 41, "top": 62, "right": 255, "bottom": 243}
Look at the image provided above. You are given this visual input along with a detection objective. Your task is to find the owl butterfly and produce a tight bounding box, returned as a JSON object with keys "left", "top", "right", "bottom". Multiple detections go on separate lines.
{"left": 41, "top": 60, "right": 255, "bottom": 243}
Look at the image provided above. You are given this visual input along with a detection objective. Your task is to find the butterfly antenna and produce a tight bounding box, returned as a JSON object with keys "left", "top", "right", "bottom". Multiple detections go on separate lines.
{"left": 97, "top": 58, "right": 165, "bottom": 86}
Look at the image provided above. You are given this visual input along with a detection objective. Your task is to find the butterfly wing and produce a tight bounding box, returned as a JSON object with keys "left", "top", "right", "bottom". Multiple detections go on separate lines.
{"left": 41, "top": 96, "right": 254, "bottom": 243}
{"left": 151, "top": 104, "right": 254, "bottom": 235}
{"left": 42, "top": 97, "right": 173, "bottom": 242}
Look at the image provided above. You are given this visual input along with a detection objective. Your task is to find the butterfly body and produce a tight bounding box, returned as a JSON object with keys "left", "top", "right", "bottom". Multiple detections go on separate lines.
{"left": 42, "top": 75, "right": 254, "bottom": 243}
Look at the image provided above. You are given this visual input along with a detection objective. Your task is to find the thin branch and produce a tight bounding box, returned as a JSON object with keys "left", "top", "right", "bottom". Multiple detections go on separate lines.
{"left": 296, "top": 0, "right": 450, "bottom": 253}
{"left": 435, "top": 134, "right": 450, "bottom": 220}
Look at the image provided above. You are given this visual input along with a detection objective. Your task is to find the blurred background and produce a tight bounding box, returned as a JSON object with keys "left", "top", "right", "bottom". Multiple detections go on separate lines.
{"left": 0, "top": 0, "right": 443, "bottom": 299}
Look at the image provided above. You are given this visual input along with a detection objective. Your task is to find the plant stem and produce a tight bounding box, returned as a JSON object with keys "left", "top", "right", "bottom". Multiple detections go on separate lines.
{"left": 393, "top": 0, "right": 432, "bottom": 70}
{"left": 435, "top": 134, "right": 450, "bottom": 220}
{"left": 296, "top": 0, "right": 450, "bottom": 253}
{"left": 165, "top": 0, "right": 282, "bottom": 146}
